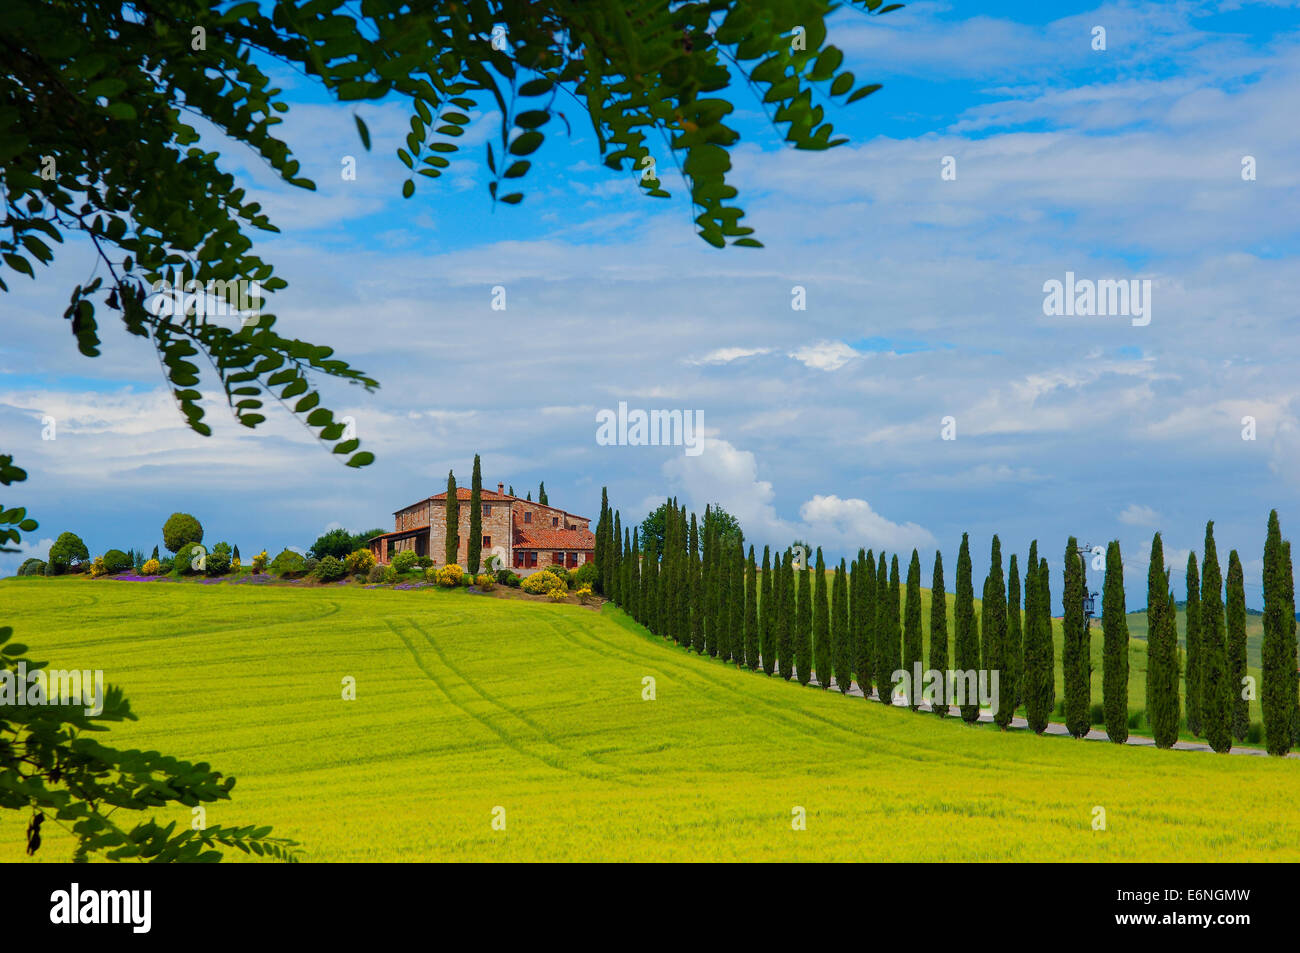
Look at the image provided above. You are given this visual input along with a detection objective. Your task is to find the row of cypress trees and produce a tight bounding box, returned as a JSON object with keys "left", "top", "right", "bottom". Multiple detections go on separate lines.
{"left": 591, "top": 489, "right": 1298, "bottom": 755}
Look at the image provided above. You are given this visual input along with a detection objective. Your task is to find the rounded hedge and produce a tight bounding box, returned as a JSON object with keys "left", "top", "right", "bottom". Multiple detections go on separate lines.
{"left": 102, "top": 549, "right": 132, "bottom": 574}
{"left": 174, "top": 541, "right": 207, "bottom": 574}
{"left": 162, "top": 512, "right": 204, "bottom": 554}
{"left": 18, "top": 558, "right": 46, "bottom": 576}
{"left": 316, "top": 555, "right": 346, "bottom": 582}
{"left": 271, "top": 548, "right": 306, "bottom": 578}
{"left": 48, "top": 531, "right": 89, "bottom": 570}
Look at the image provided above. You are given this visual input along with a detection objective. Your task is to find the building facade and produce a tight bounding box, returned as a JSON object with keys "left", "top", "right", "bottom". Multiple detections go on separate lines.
{"left": 368, "top": 482, "right": 595, "bottom": 575}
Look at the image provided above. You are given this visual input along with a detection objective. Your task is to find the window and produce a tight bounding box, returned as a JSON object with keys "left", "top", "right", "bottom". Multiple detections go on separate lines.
{"left": 524, "top": 512, "right": 532, "bottom": 524}
{"left": 567, "top": 552, "right": 578, "bottom": 568}
{"left": 528, "top": 552, "right": 538, "bottom": 567}
{"left": 483, "top": 504, "right": 492, "bottom": 517}
{"left": 552, "top": 516, "right": 558, "bottom": 527}
{"left": 515, "top": 551, "right": 524, "bottom": 568}
{"left": 482, "top": 535, "right": 491, "bottom": 548}
{"left": 553, "top": 552, "right": 563, "bottom": 565}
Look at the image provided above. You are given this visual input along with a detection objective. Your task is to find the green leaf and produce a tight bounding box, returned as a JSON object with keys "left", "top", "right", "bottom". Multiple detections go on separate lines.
{"left": 354, "top": 115, "right": 371, "bottom": 151}
{"left": 508, "top": 131, "right": 543, "bottom": 156}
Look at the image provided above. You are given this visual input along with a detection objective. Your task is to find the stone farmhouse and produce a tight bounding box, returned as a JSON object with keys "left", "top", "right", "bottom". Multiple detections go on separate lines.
{"left": 368, "top": 482, "right": 595, "bottom": 575}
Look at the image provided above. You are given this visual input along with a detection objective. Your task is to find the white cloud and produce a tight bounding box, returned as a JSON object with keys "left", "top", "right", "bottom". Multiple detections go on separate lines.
{"left": 799, "top": 495, "right": 938, "bottom": 553}
{"left": 1119, "top": 504, "right": 1162, "bottom": 527}
{"left": 788, "top": 341, "right": 858, "bottom": 372}
{"left": 686, "top": 346, "right": 774, "bottom": 365}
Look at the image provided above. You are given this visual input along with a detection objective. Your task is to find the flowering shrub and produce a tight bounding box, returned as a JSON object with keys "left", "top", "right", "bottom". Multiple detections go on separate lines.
{"left": 576, "top": 585, "right": 594, "bottom": 605}
{"left": 546, "top": 587, "right": 568, "bottom": 603}
{"left": 435, "top": 564, "right": 464, "bottom": 588}
{"left": 521, "top": 571, "right": 562, "bottom": 595}
{"left": 142, "top": 558, "right": 162, "bottom": 575}
{"left": 345, "top": 548, "right": 376, "bottom": 576}
{"left": 89, "top": 556, "right": 108, "bottom": 578}
{"left": 391, "top": 549, "right": 419, "bottom": 574}
{"left": 251, "top": 550, "right": 268, "bottom": 574}
{"left": 475, "top": 574, "right": 495, "bottom": 591}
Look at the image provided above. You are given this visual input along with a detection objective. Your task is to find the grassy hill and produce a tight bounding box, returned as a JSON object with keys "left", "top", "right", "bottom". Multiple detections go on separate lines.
{"left": 1, "top": 576, "right": 1295, "bottom": 862}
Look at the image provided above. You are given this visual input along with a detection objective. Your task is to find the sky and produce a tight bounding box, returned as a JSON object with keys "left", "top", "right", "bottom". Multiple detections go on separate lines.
{"left": 3, "top": 0, "right": 1299, "bottom": 610}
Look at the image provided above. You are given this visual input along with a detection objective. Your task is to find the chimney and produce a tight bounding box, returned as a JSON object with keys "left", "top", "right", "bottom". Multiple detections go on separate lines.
{"left": 497, "top": 482, "right": 505, "bottom": 496}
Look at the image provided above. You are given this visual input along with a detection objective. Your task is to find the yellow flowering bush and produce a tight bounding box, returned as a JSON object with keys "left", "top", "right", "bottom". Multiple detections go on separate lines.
{"left": 576, "top": 585, "right": 594, "bottom": 605}
{"left": 546, "top": 587, "right": 568, "bottom": 602}
{"left": 88, "top": 556, "right": 107, "bottom": 578}
{"left": 345, "top": 548, "right": 376, "bottom": 575}
{"left": 521, "top": 571, "right": 561, "bottom": 595}
{"left": 142, "top": 558, "right": 162, "bottom": 575}
{"left": 251, "top": 550, "right": 268, "bottom": 574}
{"left": 437, "top": 564, "right": 465, "bottom": 588}
{"left": 475, "top": 574, "right": 495, "bottom": 591}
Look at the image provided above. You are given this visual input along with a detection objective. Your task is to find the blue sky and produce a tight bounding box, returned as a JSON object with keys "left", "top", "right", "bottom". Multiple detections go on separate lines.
{"left": 3, "top": 0, "right": 1299, "bottom": 610}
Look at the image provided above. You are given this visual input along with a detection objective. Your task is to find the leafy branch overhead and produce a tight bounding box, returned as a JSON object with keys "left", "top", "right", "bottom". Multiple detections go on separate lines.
{"left": 1, "top": 1, "right": 896, "bottom": 460}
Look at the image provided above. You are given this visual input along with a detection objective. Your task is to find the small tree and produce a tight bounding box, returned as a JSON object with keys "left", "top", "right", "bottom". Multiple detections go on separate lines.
{"left": 1262, "top": 511, "right": 1292, "bottom": 754}
{"left": 1005, "top": 553, "right": 1022, "bottom": 714}
{"left": 47, "top": 531, "right": 89, "bottom": 572}
{"left": 984, "top": 538, "right": 1009, "bottom": 729}
{"left": 162, "top": 513, "right": 203, "bottom": 554}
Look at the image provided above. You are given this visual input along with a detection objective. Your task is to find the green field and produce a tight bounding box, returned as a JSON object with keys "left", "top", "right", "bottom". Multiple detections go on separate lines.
{"left": 3, "top": 577, "right": 1297, "bottom": 862}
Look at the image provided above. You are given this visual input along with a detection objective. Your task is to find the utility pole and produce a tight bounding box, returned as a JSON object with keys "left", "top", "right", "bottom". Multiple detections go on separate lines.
{"left": 1078, "top": 542, "right": 1099, "bottom": 633}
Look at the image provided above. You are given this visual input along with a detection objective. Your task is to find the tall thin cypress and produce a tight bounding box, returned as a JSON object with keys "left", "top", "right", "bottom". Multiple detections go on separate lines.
{"left": 703, "top": 507, "right": 716, "bottom": 656}
{"left": 1102, "top": 540, "right": 1129, "bottom": 743}
{"left": 1023, "top": 543, "right": 1051, "bottom": 733}
{"left": 1200, "top": 523, "right": 1231, "bottom": 753}
{"left": 986, "top": 538, "right": 1009, "bottom": 728}
{"left": 1226, "top": 549, "right": 1248, "bottom": 741}
{"left": 1285, "top": 540, "right": 1298, "bottom": 747}
{"left": 594, "top": 487, "right": 608, "bottom": 594}
{"left": 812, "top": 549, "right": 831, "bottom": 687}
{"left": 796, "top": 557, "right": 813, "bottom": 685}
{"left": 760, "top": 546, "right": 774, "bottom": 674}
{"left": 628, "top": 528, "right": 640, "bottom": 620}
{"left": 731, "top": 537, "right": 747, "bottom": 668}
{"left": 903, "top": 550, "right": 923, "bottom": 709}
{"left": 1063, "top": 537, "right": 1089, "bottom": 739}
{"left": 715, "top": 530, "right": 730, "bottom": 661}
{"left": 467, "top": 455, "right": 482, "bottom": 574}
{"left": 873, "top": 552, "right": 890, "bottom": 702}
{"left": 1145, "top": 531, "right": 1165, "bottom": 718}
{"left": 1146, "top": 533, "right": 1178, "bottom": 746}
{"left": 444, "top": 470, "right": 459, "bottom": 565}
{"left": 690, "top": 515, "right": 704, "bottom": 654}
{"left": 1006, "top": 554, "right": 1022, "bottom": 714}
{"left": 1185, "top": 552, "right": 1202, "bottom": 736}
{"left": 833, "top": 559, "right": 852, "bottom": 693}
{"left": 856, "top": 551, "right": 876, "bottom": 699}
{"left": 929, "top": 551, "right": 948, "bottom": 716}
{"left": 677, "top": 505, "right": 690, "bottom": 645}
{"left": 612, "top": 513, "right": 623, "bottom": 604}
{"left": 777, "top": 551, "right": 794, "bottom": 680}
{"left": 885, "top": 555, "right": 903, "bottom": 700}
{"left": 954, "top": 534, "right": 979, "bottom": 722}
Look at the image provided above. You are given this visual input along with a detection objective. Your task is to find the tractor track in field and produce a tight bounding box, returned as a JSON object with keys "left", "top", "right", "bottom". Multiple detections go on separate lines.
{"left": 541, "top": 612, "right": 1007, "bottom": 771}
{"left": 386, "top": 617, "right": 637, "bottom": 788}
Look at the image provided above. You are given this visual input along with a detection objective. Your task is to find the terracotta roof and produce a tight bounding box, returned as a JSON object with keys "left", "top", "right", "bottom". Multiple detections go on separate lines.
{"left": 513, "top": 527, "right": 596, "bottom": 550}
{"left": 428, "top": 487, "right": 513, "bottom": 503}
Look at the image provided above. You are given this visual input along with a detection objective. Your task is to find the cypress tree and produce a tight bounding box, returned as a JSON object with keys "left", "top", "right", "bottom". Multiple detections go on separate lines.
{"left": 467, "top": 454, "right": 482, "bottom": 574}
{"left": 1023, "top": 547, "right": 1052, "bottom": 733}
{"left": 1156, "top": 590, "right": 1182, "bottom": 747}
{"left": 1226, "top": 549, "right": 1248, "bottom": 741}
{"left": 872, "top": 552, "right": 889, "bottom": 702}
{"left": 1185, "top": 552, "right": 1202, "bottom": 736}
{"left": 741, "top": 544, "right": 758, "bottom": 670}
{"left": 1285, "top": 540, "right": 1298, "bottom": 747}
{"left": 1006, "top": 554, "right": 1022, "bottom": 714}
{"left": 1063, "top": 537, "right": 1089, "bottom": 738}
{"left": 812, "top": 549, "right": 831, "bottom": 687}
{"left": 595, "top": 487, "right": 609, "bottom": 594}
{"left": 620, "top": 528, "right": 631, "bottom": 611}
{"left": 985, "top": 538, "right": 1009, "bottom": 728}
{"left": 1200, "top": 523, "right": 1232, "bottom": 753}
{"left": 833, "top": 559, "right": 852, "bottom": 692}
{"left": 855, "top": 551, "right": 876, "bottom": 699}
{"left": 884, "top": 555, "right": 903, "bottom": 701}
{"left": 151, "top": 544, "right": 159, "bottom": 561}
{"left": 538, "top": 482, "right": 547, "bottom": 505}
{"left": 642, "top": 533, "right": 657, "bottom": 631}
{"left": 628, "top": 529, "right": 640, "bottom": 620}
{"left": 612, "top": 513, "right": 623, "bottom": 605}
{"left": 677, "top": 505, "right": 690, "bottom": 644}
{"left": 508, "top": 485, "right": 515, "bottom": 497}
{"left": 1102, "top": 540, "right": 1129, "bottom": 743}
{"left": 703, "top": 507, "right": 716, "bottom": 656}
{"left": 690, "top": 514, "right": 704, "bottom": 654}
{"left": 777, "top": 551, "right": 794, "bottom": 680}
{"left": 602, "top": 504, "right": 617, "bottom": 599}
{"left": 903, "top": 550, "right": 923, "bottom": 709}
{"left": 731, "top": 536, "right": 746, "bottom": 667}
{"left": 796, "top": 557, "right": 813, "bottom": 685}
{"left": 1145, "top": 531, "right": 1165, "bottom": 718}
{"left": 444, "top": 470, "right": 459, "bottom": 565}
{"left": 760, "top": 546, "right": 774, "bottom": 674}
{"left": 954, "top": 534, "right": 979, "bottom": 722}
{"left": 929, "top": 551, "right": 948, "bottom": 716}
